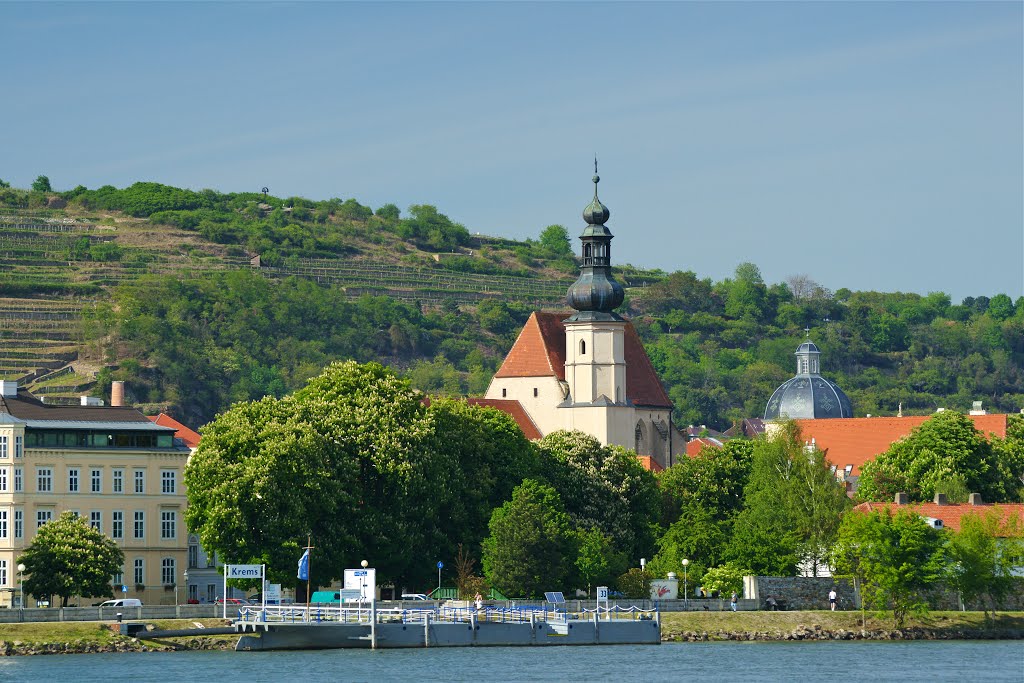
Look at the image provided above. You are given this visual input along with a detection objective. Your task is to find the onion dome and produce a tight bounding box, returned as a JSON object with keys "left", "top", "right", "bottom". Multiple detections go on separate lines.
{"left": 764, "top": 340, "right": 853, "bottom": 420}
{"left": 566, "top": 163, "right": 625, "bottom": 322}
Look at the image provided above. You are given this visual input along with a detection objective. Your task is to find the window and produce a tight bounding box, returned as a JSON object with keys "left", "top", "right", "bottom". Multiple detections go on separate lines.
{"left": 13, "top": 467, "right": 21, "bottom": 492}
{"left": 14, "top": 509, "right": 22, "bottom": 539}
{"left": 580, "top": 340, "right": 586, "bottom": 355}
{"left": 0, "top": 436, "right": 7, "bottom": 459}
{"left": 0, "top": 510, "right": 7, "bottom": 539}
{"left": 206, "top": 584, "right": 215, "bottom": 603}
{"left": 161, "top": 470, "right": 176, "bottom": 495}
{"left": 112, "top": 511, "right": 124, "bottom": 540}
{"left": 13, "top": 436, "right": 21, "bottom": 458}
{"left": 36, "top": 509, "right": 52, "bottom": 529}
{"left": 533, "top": 388, "right": 538, "bottom": 397}
{"left": 501, "top": 388, "right": 507, "bottom": 398}
{"left": 0, "top": 467, "right": 7, "bottom": 493}
{"left": 188, "top": 544, "right": 198, "bottom": 569}
{"left": 133, "top": 559, "right": 144, "bottom": 586}
{"left": 36, "top": 467, "right": 52, "bottom": 493}
{"left": 67, "top": 467, "right": 79, "bottom": 493}
{"left": 0, "top": 560, "right": 6, "bottom": 587}
{"left": 113, "top": 568, "right": 123, "bottom": 586}
{"left": 112, "top": 469, "right": 123, "bottom": 494}
{"left": 133, "top": 511, "right": 144, "bottom": 539}
{"left": 161, "top": 558, "right": 175, "bottom": 586}
{"left": 188, "top": 584, "right": 198, "bottom": 602}
{"left": 133, "top": 470, "right": 145, "bottom": 494}
{"left": 91, "top": 469, "right": 102, "bottom": 493}
{"left": 89, "top": 510, "right": 101, "bottom": 532}
{"left": 161, "top": 510, "right": 176, "bottom": 540}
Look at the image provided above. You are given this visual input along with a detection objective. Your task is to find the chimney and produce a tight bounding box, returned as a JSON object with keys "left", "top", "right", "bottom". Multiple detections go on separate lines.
{"left": 111, "top": 381, "right": 125, "bottom": 407}
{"left": 934, "top": 492, "right": 947, "bottom": 505}
{"left": 969, "top": 401, "right": 986, "bottom": 416}
{"left": 968, "top": 493, "right": 983, "bottom": 506}
{"left": 894, "top": 492, "right": 909, "bottom": 505}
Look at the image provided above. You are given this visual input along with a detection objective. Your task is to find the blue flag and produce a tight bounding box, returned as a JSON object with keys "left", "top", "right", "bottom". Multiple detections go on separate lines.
{"left": 297, "top": 549, "right": 309, "bottom": 580}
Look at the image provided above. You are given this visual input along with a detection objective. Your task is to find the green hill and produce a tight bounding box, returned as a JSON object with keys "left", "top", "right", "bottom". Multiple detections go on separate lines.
{"left": 0, "top": 180, "right": 1020, "bottom": 429}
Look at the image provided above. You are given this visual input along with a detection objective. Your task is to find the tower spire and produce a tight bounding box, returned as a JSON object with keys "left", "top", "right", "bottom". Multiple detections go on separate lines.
{"left": 566, "top": 163, "right": 624, "bottom": 321}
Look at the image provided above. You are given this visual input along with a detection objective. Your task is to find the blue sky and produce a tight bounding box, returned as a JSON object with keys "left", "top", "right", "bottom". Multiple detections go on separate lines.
{"left": 2, "top": 1, "right": 1021, "bottom": 303}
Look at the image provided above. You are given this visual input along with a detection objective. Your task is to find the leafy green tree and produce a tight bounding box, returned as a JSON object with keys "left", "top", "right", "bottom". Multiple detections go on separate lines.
{"left": 858, "top": 411, "right": 1004, "bottom": 503}
{"left": 987, "top": 294, "right": 1015, "bottom": 321}
{"left": 573, "top": 527, "right": 627, "bottom": 597}
{"left": 539, "top": 224, "right": 572, "bottom": 257}
{"left": 19, "top": 512, "right": 124, "bottom": 607}
{"left": 658, "top": 439, "right": 753, "bottom": 526}
{"left": 946, "top": 508, "right": 1023, "bottom": 617}
{"left": 616, "top": 567, "right": 652, "bottom": 599}
{"left": 0, "top": 179, "right": 10, "bottom": 188}
{"left": 648, "top": 504, "right": 728, "bottom": 588}
{"left": 700, "top": 565, "right": 746, "bottom": 597}
{"left": 537, "top": 431, "right": 660, "bottom": 563}
{"left": 31, "top": 175, "right": 52, "bottom": 192}
{"left": 375, "top": 203, "right": 401, "bottom": 222}
{"left": 992, "top": 414, "right": 1024, "bottom": 502}
{"left": 482, "top": 479, "right": 576, "bottom": 598}
{"left": 789, "top": 444, "right": 852, "bottom": 576}
{"left": 831, "top": 508, "right": 946, "bottom": 627}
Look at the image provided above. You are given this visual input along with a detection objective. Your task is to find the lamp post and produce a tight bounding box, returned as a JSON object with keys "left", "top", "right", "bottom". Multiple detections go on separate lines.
{"left": 16, "top": 563, "right": 24, "bottom": 610}
{"left": 681, "top": 559, "right": 689, "bottom": 610}
{"left": 183, "top": 569, "right": 189, "bottom": 605}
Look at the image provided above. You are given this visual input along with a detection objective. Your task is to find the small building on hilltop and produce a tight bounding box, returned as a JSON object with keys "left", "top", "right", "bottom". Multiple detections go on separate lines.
{"left": 484, "top": 170, "right": 683, "bottom": 469}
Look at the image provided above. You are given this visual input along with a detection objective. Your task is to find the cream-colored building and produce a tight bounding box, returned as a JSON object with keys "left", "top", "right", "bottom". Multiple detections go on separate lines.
{"left": 0, "top": 381, "right": 189, "bottom": 606}
{"left": 484, "top": 172, "right": 684, "bottom": 469}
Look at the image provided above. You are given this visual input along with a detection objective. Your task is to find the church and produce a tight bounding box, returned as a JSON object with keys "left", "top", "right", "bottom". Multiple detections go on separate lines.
{"left": 481, "top": 171, "right": 683, "bottom": 470}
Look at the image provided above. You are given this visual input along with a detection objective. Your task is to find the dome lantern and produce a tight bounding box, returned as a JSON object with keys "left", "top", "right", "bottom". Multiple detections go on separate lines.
{"left": 566, "top": 160, "right": 625, "bottom": 322}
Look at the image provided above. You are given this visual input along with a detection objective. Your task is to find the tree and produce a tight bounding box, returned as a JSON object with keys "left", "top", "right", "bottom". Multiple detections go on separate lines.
{"left": 831, "top": 509, "right": 946, "bottom": 627}
{"left": 185, "top": 361, "right": 448, "bottom": 589}
{"left": 19, "top": 512, "right": 124, "bottom": 607}
{"left": 538, "top": 224, "right": 572, "bottom": 257}
{"left": 857, "top": 411, "right": 1004, "bottom": 503}
{"left": 658, "top": 439, "right": 752, "bottom": 527}
{"left": 31, "top": 175, "right": 51, "bottom": 192}
{"left": 992, "top": 414, "right": 1024, "bottom": 502}
{"left": 482, "top": 479, "right": 576, "bottom": 598}
{"left": 537, "top": 431, "right": 660, "bottom": 563}
{"left": 700, "top": 565, "right": 746, "bottom": 597}
{"left": 946, "top": 508, "right": 1023, "bottom": 617}
{"left": 789, "top": 444, "right": 852, "bottom": 576}
{"left": 574, "top": 527, "right": 626, "bottom": 597}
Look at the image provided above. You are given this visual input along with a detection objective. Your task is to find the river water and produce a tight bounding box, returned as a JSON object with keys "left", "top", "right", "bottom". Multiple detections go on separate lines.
{"left": 0, "top": 641, "right": 1019, "bottom": 682}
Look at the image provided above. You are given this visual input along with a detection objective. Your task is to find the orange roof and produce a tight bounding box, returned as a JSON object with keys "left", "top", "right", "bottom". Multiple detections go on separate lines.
{"left": 494, "top": 311, "right": 671, "bottom": 408}
{"left": 795, "top": 413, "right": 1008, "bottom": 475}
{"left": 148, "top": 413, "right": 202, "bottom": 449}
{"left": 636, "top": 455, "right": 665, "bottom": 473}
{"left": 852, "top": 501, "right": 1024, "bottom": 533}
{"left": 686, "top": 437, "right": 725, "bottom": 457}
{"left": 465, "top": 398, "right": 544, "bottom": 441}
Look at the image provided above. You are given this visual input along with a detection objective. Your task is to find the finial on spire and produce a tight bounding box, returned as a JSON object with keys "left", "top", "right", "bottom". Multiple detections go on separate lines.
{"left": 593, "top": 156, "right": 600, "bottom": 187}
{"left": 804, "top": 327, "right": 811, "bottom": 337}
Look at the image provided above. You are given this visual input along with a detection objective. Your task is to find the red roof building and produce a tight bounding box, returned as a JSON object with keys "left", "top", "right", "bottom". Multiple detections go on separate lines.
{"left": 853, "top": 493, "right": 1023, "bottom": 533}
{"left": 148, "top": 413, "right": 202, "bottom": 450}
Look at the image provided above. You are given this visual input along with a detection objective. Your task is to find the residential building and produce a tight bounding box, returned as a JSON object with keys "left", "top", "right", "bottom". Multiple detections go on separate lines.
{"left": 0, "top": 381, "right": 190, "bottom": 606}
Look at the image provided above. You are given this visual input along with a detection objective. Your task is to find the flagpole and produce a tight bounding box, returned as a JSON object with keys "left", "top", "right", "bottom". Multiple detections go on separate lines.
{"left": 305, "top": 534, "right": 313, "bottom": 623}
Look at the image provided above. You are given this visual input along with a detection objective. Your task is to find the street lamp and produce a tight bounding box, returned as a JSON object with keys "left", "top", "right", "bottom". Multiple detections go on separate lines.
{"left": 183, "top": 569, "right": 189, "bottom": 605}
{"left": 681, "top": 559, "right": 689, "bottom": 610}
{"left": 16, "top": 563, "right": 24, "bottom": 609}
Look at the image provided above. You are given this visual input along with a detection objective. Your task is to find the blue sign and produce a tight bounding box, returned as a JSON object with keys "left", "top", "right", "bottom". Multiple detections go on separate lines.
{"left": 437, "top": 561, "right": 443, "bottom": 569}
{"left": 121, "top": 585, "right": 128, "bottom": 593}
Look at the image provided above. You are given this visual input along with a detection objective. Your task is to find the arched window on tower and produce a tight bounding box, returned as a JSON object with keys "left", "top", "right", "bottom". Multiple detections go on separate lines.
{"left": 583, "top": 243, "right": 592, "bottom": 264}
{"left": 580, "top": 340, "right": 586, "bottom": 356}
{"left": 799, "top": 358, "right": 809, "bottom": 374}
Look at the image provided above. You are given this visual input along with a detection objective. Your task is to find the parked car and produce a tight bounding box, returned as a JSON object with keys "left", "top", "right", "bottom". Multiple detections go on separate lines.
{"left": 215, "top": 597, "right": 246, "bottom": 605}
{"left": 98, "top": 598, "right": 143, "bottom": 607}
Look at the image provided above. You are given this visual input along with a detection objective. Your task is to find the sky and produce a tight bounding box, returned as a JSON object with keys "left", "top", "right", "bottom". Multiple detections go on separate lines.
{"left": 2, "top": 1, "right": 1021, "bottom": 303}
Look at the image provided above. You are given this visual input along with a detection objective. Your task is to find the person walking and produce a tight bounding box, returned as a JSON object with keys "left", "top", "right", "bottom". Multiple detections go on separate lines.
{"left": 829, "top": 588, "right": 837, "bottom": 611}
{"left": 730, "top": 591, "right": 738, "bottom": 612}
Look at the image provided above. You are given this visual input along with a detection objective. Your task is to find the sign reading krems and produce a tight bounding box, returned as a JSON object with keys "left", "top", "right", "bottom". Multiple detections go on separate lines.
{"left": 226, "top": 564, "right": 264, "bottom": 579}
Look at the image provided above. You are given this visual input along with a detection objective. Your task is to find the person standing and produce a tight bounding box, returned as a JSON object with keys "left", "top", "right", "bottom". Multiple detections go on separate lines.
{"left": 730, "top": 591, "right": 738, "bottom": 612}
{"left": 829, "top": 588, "right": 837, "bottom": 611}
{"left": 474, "top": 593, "right": 483, "bottom": 611}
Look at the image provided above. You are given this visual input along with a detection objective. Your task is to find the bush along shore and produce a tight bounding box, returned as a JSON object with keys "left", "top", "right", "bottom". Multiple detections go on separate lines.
{"left": 659, "top": 611, "right": 1024, "bottom": 642}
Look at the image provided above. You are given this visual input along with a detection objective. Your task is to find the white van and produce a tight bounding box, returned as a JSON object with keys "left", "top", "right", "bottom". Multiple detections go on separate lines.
{"left": 99, "top": 598, "right": 142, "bottom": 607}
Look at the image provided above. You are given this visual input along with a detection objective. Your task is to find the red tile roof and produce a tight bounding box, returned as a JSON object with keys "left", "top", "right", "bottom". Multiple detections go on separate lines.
{"left": 148, "top": 413, "right": 202, "bottom": 449}
{"left": 465, "top": 398, "right": 544, "bottom": 441}
{"left": 636, "top": 456, "right": 665, "bottom": 473}
{"left": 795, "top": 413, "right": 1008, "bottom": 475}
{"left": 686, "top": 437, "right": 725, "bottom": 457}
{"left": 494, "top": 311, "right": 671, "bottom": 408}
{"left": 852, "top": 501, "right": 1024, "bottom": 533}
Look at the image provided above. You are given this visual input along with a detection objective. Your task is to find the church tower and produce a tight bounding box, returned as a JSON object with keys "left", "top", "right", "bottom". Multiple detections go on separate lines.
{"left": 561, "top": 166, "right": 630, "bottom": 440}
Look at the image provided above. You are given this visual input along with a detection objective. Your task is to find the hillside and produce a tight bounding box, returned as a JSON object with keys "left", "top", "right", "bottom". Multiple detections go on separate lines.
{"left": 0, "top": 179, "right": 1021, "bottom": 428}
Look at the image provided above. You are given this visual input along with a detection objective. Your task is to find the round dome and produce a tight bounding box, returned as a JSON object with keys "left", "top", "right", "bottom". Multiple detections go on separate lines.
{"left": 796, "top": 341, "right": 820, "bottom": 354}
{"left": 764, "top": 375, "right": 853, "bottom": 420}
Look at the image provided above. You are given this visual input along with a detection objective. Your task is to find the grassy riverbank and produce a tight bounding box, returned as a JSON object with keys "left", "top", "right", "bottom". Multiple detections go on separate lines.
{"left": 0, "top": 619, "right": 237, "bottom": 655}
{"left": 660, "top": 610, "right": 1024, "bottom": 641}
